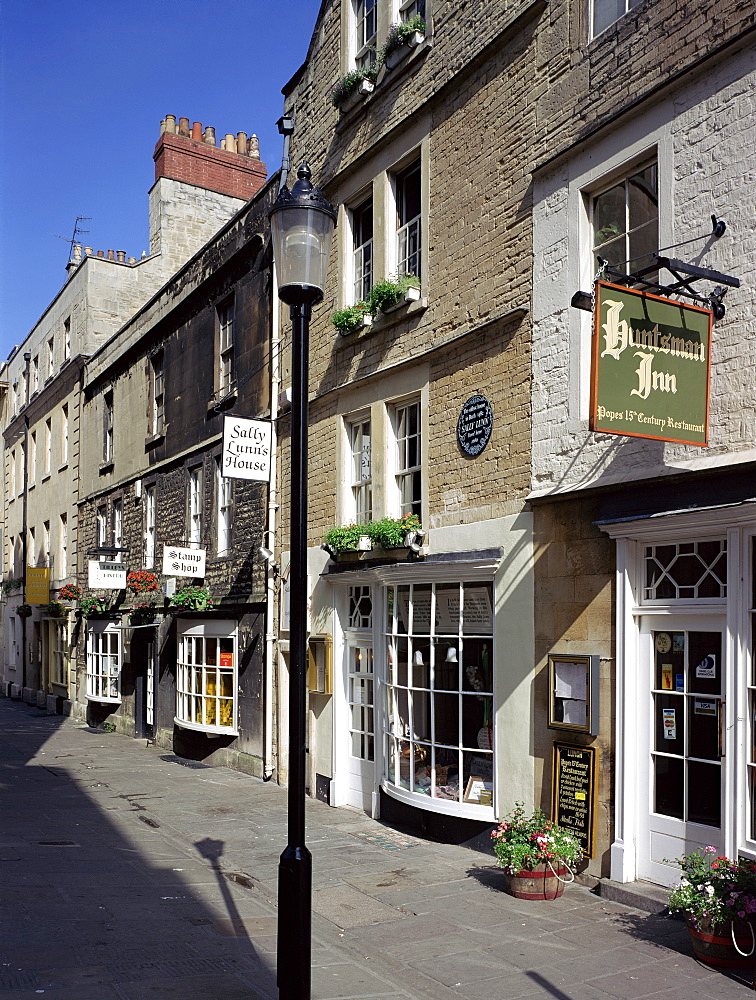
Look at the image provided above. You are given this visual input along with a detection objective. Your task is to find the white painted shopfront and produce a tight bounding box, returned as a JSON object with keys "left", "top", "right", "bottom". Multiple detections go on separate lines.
{"left": 603, "top": 504, "right": 756, "bottom": 886}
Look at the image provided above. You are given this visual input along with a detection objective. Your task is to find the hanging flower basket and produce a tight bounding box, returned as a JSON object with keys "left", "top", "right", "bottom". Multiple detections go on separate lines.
{"left": 57, "top": 584, "right": 81, "bottom": 602}
{"left": 128, "top": 603, "right": 157, "bottom": 626}
{"left": 16, "top": 604, "right": 32, "bottom": 618}
{"left": 43, "top": 601, "right": 69, "bottom": 618}
{"left": 126, "top": 571, "right": 160, "bottom": 595}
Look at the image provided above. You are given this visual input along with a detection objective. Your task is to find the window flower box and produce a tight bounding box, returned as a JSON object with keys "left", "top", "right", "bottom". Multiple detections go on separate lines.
{"left": 382, "top": 17, "right": 426, "bottom": 70}
{"left": 368, "top": 275, "right": 421, "bottom": 315}
{"left": 331, "top": 69, "right": 377, "bottom": 112}
{"left": 322, "top": 515, "right": 424, "bottom": 560}
{"left": 332, "top": 302, "right": 373, "bottom": 337}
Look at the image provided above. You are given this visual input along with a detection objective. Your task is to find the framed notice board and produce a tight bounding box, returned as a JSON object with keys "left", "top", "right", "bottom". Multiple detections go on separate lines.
{"left": 551, "top": 743, "right": 599, "bottom": 859}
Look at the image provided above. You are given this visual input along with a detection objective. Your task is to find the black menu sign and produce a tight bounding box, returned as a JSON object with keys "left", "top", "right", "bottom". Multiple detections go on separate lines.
{"left": 551, "top": 743, "right": 598, "bottom": 858}
{"left": 457, "top": 395, "right": 493, "bottom": 456}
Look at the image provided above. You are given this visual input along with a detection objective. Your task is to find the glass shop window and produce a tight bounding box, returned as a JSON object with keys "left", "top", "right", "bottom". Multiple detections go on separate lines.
{"left": 175, "top": 620, "right": 238, "bottom": 735}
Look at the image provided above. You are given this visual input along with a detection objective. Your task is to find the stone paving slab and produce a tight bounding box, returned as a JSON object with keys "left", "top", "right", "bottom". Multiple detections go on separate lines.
{"left": 1, "top": 696, "right": 754, "bottom": 999}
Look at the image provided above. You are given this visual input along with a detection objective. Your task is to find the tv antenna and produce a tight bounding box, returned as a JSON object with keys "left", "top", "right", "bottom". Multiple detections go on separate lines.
{"left": 50, "top": 216, "right": 91, "bottom": 258}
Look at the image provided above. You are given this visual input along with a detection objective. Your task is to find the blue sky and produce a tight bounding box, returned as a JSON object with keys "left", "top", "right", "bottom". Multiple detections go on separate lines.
{"left": 0, "top": 0, "right": 319, "bottom": 359}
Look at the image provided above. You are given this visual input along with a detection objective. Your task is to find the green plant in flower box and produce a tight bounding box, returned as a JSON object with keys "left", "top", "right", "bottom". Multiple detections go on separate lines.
{"left": 80, "top": 596, "right": 108, "bottom": 617}
{"left": 368, "top": 273, "right": 421, "bottom": 314}
{"left": 380, "top": 15, "right": 426, "bottom": 62}
{"left": 323, "top": 513, "right": 421, "bottom": 553}
{"left": 332, "top": 302, "right": 372, "bottom": 337}
{"left": 170, "top": 586, "right": 213, "bottom": 611}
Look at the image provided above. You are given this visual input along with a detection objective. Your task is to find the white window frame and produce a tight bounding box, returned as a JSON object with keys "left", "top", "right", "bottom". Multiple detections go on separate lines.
{"left": 103, "top": 392, "right": 114, "bottom": 464}
{"left": 86, "top": 622, "right": 121, "bottom": 704}
{"left": 64, "top": 317, "right": 71, "bottom": 360}
{"left": 351, "top": 196, "right": 374, "bottom": 305}
{"left": 151, "top": 351, "right": 165, "bottom": 436}
{"left": 218, "top": 300, "right": 235, "bottom": 396}
{"left": 59, "top": 513, "right": 68, "bottom": 579}
{"left": 32, "top": 356, "right": 39, "bottom": 395}
{"left": 348, "top": 415, "right": 373, "bottom": 524}
{"left": 112, "top": 498, "right": 123, "bottom": 550}
{"left": 396, "top": 0, "right": 425, "bottom": 21}
{"left": 47, "top": 337, "right": 54, "bottom": 380}
{"left": 42, "top": 521, "right": 50, "bottom": 568}
{"left": 49, "top": 619, "right": 69, "bottom": 688}
{"left": 353, "top": 0, "right": 377, "bottom": 70}
{"left": 188, "top": 466, "right": 202, "bottom": 547}
{"left": 96, "top": 505, "right": 107, "bottom": 548}
{"left": 144, "top": 485, "right": 156, "bottom": 569}
{"left": 215, "top": 457, "right": 232, "bottom": 556}
{"left": 61, "top": 403, "right": 69, "bottom": 466}
{"left": 392, "top": 397, "right": 423, "bottom": 519}
{"left": 394, "top": 159, "right": 422, "bottom": 280}
{"left": 592, "top": 0, "right": 641, "bottom": 39}
{"left": 591, "top": 158, "right": 658, "bottom": 277}
{"left": 28, "top": 526, "right": 36, "bottom": 567}
{"left": 175, "top": 619, "right": 239, "bottom": 735}
{"left": 44, "top": 418, "right": 51, "bottom": 477}
{"left": 29, "top": 432, "right": 36, "bottom": 486}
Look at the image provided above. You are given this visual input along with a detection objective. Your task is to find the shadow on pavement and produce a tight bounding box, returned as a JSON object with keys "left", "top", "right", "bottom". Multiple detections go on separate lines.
{"left": 0, "top": 697, "right": 277, "bottom": 1000}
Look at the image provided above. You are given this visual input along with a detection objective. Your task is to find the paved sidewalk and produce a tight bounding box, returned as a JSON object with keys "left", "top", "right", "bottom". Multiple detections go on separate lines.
{"left": 0, "top": 696, "right": 752, "bottom": 1000}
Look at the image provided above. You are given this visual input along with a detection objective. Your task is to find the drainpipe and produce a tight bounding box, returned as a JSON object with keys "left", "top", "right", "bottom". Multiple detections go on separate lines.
{"left": 20, "top": 352, "right": 31, "bottom": 694}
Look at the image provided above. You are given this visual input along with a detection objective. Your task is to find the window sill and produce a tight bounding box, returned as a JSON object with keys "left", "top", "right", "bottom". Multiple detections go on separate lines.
{"left": 144, "top": 431, "right": 166, "bottom": 450}
{"left": 87, "top": 693, "right": 122, "bottom": 705}
{"left": 99, "top": 461, "right": 114, "bottom": 475}
{"left": 58, "top": 463, "right": 68, "bottom": 473}
{"left": 207, "top": 391, "right": 237, "bottom": 414}
{"left": 28, "top": 483, "right": 35, "bottom": 492}
{"left": 174, "top": 716, "right": 238, "bottom": 738}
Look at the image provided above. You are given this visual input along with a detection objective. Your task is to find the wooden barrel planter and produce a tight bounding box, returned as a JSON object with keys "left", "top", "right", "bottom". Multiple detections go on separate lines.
{"left": 686, "top": 918, "right": 756, "bottom": 968}
{"left": 504, "top": 863, "right": 568, "bottom": 900}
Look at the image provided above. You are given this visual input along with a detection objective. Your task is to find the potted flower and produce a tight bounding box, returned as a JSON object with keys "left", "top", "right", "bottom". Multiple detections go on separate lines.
{"left": 332, "top": 301, "right": 373, "bottom": 337}
{"left": 368, "top": 273, "right": 421, "bottom": 314}
{"left": 57, "top": 584, "right": 81, "bottom": 602}
{"left": 170, "top": 586, "right": 214, "bottom": 611}
{"left": 666, "top": 846, "right": 756, "bottom": 967}
{"left": 2, "top": 578, "right": 24, "bottom": 597}
{"left": 15, "top": 603, "right": 32, "bottom": 618}
{"left": 126, "top": 570, "right": 160, "bottom": 595}
{"left": 43, "top": 601, "right": 68, "bottom": 618}
{"left": 330, "top": 66, "right": 378, "bottom": 111}
{"left": 80, "top": 596, "right": 108, "bottom": 618}
{"left": 381, "top": 15, "right": 426, "bottom": 70}
{"left": 128, "top": 603, "right": 157, "bottom": 626}
{"left": 323, "top": 514, "right": 422, "bottom": 555}
{"left": 490, "top": 802, "right": 582, "bottom": 900}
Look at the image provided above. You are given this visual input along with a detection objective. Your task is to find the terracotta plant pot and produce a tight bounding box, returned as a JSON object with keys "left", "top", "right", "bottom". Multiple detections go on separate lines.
{"left": 686, "top": 917, "right": 756, "bottom": 968}
{"left": 504, "top": 862, "right": 568, "bottom": 900}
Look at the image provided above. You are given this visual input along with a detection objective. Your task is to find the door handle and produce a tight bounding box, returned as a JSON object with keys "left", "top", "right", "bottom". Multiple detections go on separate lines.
{"left": 718, "top": 700, "right": 726, "bottom": 758}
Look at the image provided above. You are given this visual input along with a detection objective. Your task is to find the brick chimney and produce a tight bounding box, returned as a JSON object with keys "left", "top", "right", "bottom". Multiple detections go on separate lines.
{"left": 154, "top": 117, "right": 266, "bottom": 201}
{"left": 149, "top": 116, "right": 268, "bottom": 268}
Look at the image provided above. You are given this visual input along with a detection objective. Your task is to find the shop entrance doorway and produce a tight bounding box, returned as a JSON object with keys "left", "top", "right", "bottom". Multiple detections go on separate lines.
{"left": 638, "top": 615, "right": 725, "bottom": 885}
{"left": 344, "top": 639, "right": 376, "bottom": 813}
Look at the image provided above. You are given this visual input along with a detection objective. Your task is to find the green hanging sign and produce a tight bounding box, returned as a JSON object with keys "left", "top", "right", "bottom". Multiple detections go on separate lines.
{"left": 590, "top": 282, "right": 712, "bottom": 446}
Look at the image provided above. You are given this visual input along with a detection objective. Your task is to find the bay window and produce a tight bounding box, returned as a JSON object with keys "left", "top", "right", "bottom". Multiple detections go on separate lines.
{"left": 175, "top": 620, "right": 238, "bottom": 735}
{"left": 86, "top": 622, "right": 121, "bottom": 703}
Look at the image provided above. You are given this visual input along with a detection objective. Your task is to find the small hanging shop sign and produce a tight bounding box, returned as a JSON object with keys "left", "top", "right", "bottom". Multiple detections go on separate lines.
{"left": 590, "top": 282, "right": 712, "bottom": 446}
{"left": 162, "top": 545, "right": 206, "bottom": 578}
{"left": 221, "top": 415, "right": 272, "bottom": 481}
{"left": 88, "top": 561, "right": 127, "bottom": 589}
{"left": 26, "top": 566, "right": 50, "bottom": 605}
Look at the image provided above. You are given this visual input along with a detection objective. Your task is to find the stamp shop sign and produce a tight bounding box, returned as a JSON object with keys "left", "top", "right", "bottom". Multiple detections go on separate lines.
{"left": 162, "top": 545, "right": 206, "bottom": 578}
{"left": 457, "top": 395, "right": 493, "bottom": 456}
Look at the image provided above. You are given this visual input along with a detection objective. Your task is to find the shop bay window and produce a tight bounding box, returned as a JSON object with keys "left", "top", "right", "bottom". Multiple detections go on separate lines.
{"left": 175, "top": 620, "right": 238, "bottom": 735}
{"left": 383, "top": 581, "right": 494, "bottom": 812}
{"left": 86, "top": 623, "right": 121, "bottom": 703}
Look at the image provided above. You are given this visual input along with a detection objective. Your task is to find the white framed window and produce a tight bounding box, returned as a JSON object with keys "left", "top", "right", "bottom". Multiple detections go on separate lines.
{"left": 59, "top": 513, "right": 68, "bottom": 579}
{"left": 86, "top": 622, "right": 121, "bottom": 703}
{"left": 215, "top": 457, "right": 232, "bottom": 555}
{"left": 144, "top": 484, "right": 156, "bottom": 568}
{"left": 96, "top": 504, "right": 107, "bottom": 547}
{"left": 349, "top": 416, "right": 372, "bottom": 523}
{"left": 60, "top": 403, "right": 69, "bottom": 466}
{"left": 28, "top": 526, "right": 36, "bottom": 567}
{"left": 397, "top": 0, "right": 425, "bottom": 21}
{"left": 353, "top": 0, "right": 377, "bottom": 69}
{"left": 9, "top": 448, "right": 16, "bottom": 498}
{"left": 16, "top": 446, "right": 24, "bottom": 496}
{"left": 32, "top": 356, "right": 39, "bottom": 395}
{"left": 188, "top": 466, "right": 202, "bottom": 547}
{"left": 112, "top": 498, "right": 123, "bottom": 550}
{"left": 175, "top": 619, "right": 238, "bottom": 735}
{"left": 393, "top": 398, "right": 422, "bottom": 518}
{"left": 643, "top": 539, "right": 727, "bottom": 603}
{"left": 42, "top": 521, "right": 50, "bottom": 568}
{"left": 218, "top": 299, "right": 234, "bottom": 395}
{"left": 395, "top": 159, "right": 422, "bottom": 279}
{"left": 44, "top": 418, "right": 51, "bottom": 476}
{"left": 64, "top": 317, "right": 71, "bottom": 360}
{"left": 150, "top": 351, "right": 165, "bottom": 436}
{"left": 103, "top": 391, "right": 114, "bottom": 463}
{"left": 351, "top": 197, "right": 374, "bottom": 304}
{"left": 29, "top": 431, "right": 36, "bottom": 486}
{"left": 592, "top": 159, "right": 658, "bottom": 276}
{"left": 47, "top": 337, "right": 54, "bottom": 379}
{"left": 383, "top": 581, "right": 494, "bottom": 815}
{"left": 592, "top": 0, "right": 642, "bottom": 38}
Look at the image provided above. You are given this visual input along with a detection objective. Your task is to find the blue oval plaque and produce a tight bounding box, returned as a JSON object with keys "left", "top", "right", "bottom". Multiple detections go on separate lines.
{"left": 457, "top": 394, "right": 493, "bottom": 456}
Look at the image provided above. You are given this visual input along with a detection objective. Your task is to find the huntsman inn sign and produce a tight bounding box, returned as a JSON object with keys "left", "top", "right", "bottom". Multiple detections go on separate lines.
{"left": 590, "top": 282, "right": 712, "bottom": 446}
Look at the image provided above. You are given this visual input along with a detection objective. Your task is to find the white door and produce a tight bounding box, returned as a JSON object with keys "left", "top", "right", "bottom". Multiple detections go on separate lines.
{"left": 345, "top": 640, "right": 376, "bottom": 813}
{"left": 638, "top": 615, "right": 725, "bottom": 885}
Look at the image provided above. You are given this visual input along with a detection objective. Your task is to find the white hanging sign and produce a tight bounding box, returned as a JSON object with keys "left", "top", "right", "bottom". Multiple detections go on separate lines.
{"left": 88, "top": 561, "right": 127, "bottom": 589}
{"left": 162, "top": 545, "right": 206, "bottom": 578}
{"left": 222, "top": 416, "right": 272, "bottom": 481}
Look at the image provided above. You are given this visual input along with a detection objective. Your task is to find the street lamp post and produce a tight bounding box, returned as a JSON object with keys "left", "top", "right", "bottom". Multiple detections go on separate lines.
{"left": 270, "top": 162, "right": 336, "bottom": 1000}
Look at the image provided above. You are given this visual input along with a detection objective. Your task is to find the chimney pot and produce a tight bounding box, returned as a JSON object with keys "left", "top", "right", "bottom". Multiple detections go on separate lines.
{"left": 84, "top": 247, "right": 93, "bottom": 256}
{"left": 225, "top": 133, "right": 235, "bottom": 151}
{"left": 247, "top": 134, "right": 260, "bottom": 159}
{"left": 164, "top": 114, "right": 177, "bottom": 133}
{"left": 128, "top": 256, "right": 137, "bottom": 264}
{"left": 107, "top": 249, "right": 115, "bottom": 260}
{"left": 192, "top": 122, "right": 202, "bottom": 140}
{"left": 178, "top": 117, "right": 190, "bottom": 136}
{"left": 116, "top": 250, "right": 126, "bottom": 262}
{"left": 203, "top": 126, "right": 216, "bottom": 146}
{"left": 97, "top": 250, "right": 105, "bottom": 258}
{"left": 236, "top": 131, "right": 247, "bottom": 155}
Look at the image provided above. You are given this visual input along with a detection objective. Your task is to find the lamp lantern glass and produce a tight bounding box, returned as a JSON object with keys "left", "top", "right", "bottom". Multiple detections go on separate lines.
{"left": 270, "top": 162, "right": 337, "bottom": 305}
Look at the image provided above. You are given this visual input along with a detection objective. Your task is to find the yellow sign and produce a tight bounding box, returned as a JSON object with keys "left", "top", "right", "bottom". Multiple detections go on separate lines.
{"left": 26, "top": 567, "right": 50, "bottom": 605}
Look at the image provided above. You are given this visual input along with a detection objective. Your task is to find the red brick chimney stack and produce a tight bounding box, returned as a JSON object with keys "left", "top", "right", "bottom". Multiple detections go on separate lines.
{"left": 154, "top": 115, "right": 267, "bottom": 202}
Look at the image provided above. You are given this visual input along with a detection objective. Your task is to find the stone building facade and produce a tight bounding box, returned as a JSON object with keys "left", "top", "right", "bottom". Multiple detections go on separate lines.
{"left": 275, "top": 0, "right": 756, "bottom": 885}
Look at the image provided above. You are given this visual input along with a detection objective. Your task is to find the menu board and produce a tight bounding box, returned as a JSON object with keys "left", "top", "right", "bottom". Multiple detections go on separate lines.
{"left": 551, "top": 743, "right": 598, "bottom": 858}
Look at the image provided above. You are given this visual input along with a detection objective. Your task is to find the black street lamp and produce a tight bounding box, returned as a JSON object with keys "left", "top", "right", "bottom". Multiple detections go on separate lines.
{"left": 270, "top": 162, "right": 336, "bottom": 1000}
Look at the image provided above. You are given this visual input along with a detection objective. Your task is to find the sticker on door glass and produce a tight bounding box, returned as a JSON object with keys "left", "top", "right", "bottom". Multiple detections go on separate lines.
{"left": 662, "top": 708, "right": 677, "bottom": 739}
{"left": 655, "top": 633, "right": 672, "bottom": 653}
{"left": 661, "top": 665, "right": 673, "bottom": 690}
{"left": 694, "top": 699, "right": 717, "bottom": 716}
{"left": 695, "top": 654, "right": 716, "bottom": 679}
{"left": 675, "top": 674, "right": 685, "bottom": 692}
{"left": 672, "top": 634, "right": 685, "bottom": 652}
